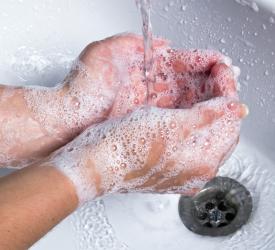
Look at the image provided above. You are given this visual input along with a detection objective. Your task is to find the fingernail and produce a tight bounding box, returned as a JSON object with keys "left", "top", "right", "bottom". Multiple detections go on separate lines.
{"left": 232, "top": 65, "right": 241, "bottom": 80}
{"left": 219, "top": 56, "right": 232, "bottom": 66}
{"left": 241, "top": 104, "right": 249, "bottom": 118}
{"left": 227, "top": 102, "right": 249, "bottom": 118}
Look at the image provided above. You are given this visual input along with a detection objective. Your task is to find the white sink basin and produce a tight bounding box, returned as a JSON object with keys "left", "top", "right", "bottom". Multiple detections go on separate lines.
{"left": 0, "top": 0, "right": 275, "bottom": 249}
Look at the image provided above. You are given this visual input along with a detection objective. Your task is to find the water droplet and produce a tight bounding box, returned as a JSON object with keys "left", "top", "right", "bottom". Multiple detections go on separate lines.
{"left": 189, "top": 35, "right": 194, "bottom": 41}
{"left": 99, "top": 95, "right": 104, "bottom": 101}
{"left": 172, "top": 146, "right": 177, "bottom": 152}
{"left": 134, "top": 98, "right": 139, "bottom": 104}
{"left": 191, "top": 135, "right": 197, "bottom": 146}
{"left": 71, "top": 96, "right": 80, "bottom": 109}
{"left": 139, "top": 138, "right": 146, "bottom": 145}
{"left": 204, "top": 140, "right": 210, "bottom": 147}
{"left": 220, "top": 38, "right": 226, "bottom": 44}
{"left": 169, "top": 121, "right": 177, "bottom": 129}
{"left": 181, "top": 5, "right": 187, "bottom": 11}
{"left": 112, "top": 145, "right": 117, "bottom": 151}
{"left": 120, "top": 163, "right": 127, "bottom": 169}
{"left": 269, "top": 16, "right": 275, "bottom": 24}
{"left": 251, "top": 2, "right": 259, "bottom": 12}
{"left": 68, "top": 147, "right": 74, "bottom": 152}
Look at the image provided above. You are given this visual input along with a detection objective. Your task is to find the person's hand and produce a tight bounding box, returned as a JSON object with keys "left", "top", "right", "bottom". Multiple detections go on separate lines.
{"left": 24, "top": 33, "right": 228, "bottom": 140}
{"left": 1, "top": 33, "right": 238, "bottom": 169}
{"left": 49, "top": 55, "right": 248, "bottom": 202}
{"left": 23, "top": 34, "right": 168, "bottom": 141}
{"left": 2, "top": 34, "right": 167, "bottom": 167}
{"left": 50, "top": 100, "right": 247, "bottom": 203}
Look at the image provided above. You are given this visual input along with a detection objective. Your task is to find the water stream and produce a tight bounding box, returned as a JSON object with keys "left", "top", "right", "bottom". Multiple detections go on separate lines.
{"left": 135, "top": 0, "right": 153, "bottom": 103}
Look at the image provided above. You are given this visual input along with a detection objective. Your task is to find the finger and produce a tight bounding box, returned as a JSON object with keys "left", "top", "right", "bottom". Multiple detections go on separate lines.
{"left": 105, "top": 33, "right": 170, "bottom": 56}
{"left": 206, "top": 63, "right": 238, "bottom": 98}
{"left": 176, "top": 97, "right": 248, "bottom": 135}
{"left": 173, "top": 97, "right": 248, "bottom": 177}
{"left": 169, "top": 49, "right": 223, "bottom": 74}
{"left": 154, "top": 165, "right": 213, "bottom": 194}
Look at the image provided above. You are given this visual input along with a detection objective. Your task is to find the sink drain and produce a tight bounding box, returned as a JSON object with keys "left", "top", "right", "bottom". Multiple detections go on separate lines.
{"left": 178, "top": 177, "right": 253, "bottom": 236}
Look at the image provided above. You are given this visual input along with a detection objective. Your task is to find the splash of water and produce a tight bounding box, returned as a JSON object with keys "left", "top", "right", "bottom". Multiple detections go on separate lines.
{"left": 135, "top": 0, "right": 153, "bottom": 103}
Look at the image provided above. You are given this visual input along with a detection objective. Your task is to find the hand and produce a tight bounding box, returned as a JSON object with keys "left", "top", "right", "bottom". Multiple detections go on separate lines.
{"left": 1, "top": 34, "right": 167, "bottom": 167}
{"left": 23, "top": 34, "right": 168, "bottom": 141}
{"left": 51, "top": 101, "right": 247, "bottom": 202}
{"left": 24, "top": 33, "right": 227, "bottom": 139}
{"left": 50, "top": 57, "right": 247, "bottom": 202}
{"left": 0, "top": 33, "right": 238, "bottom": 169}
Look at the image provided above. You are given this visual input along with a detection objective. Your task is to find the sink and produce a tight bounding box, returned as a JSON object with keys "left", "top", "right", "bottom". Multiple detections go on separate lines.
{"left": 0, "top": 0, "right": 275, "bottom": 249}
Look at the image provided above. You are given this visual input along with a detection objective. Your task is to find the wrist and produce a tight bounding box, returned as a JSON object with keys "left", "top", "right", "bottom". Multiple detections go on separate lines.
{"left": 0, "top": 162, "right": 78, "bottom": 249}
{"left": 23, "top": 65, "right": 114, "bottom": 142}
{"left": 48, "top": 140, "right": 101, "bottom": 205}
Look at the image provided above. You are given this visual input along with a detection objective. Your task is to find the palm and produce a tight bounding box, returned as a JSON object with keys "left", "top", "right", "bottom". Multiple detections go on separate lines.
{"left": 74, "top": 34, "right": 237, "bottom": 119}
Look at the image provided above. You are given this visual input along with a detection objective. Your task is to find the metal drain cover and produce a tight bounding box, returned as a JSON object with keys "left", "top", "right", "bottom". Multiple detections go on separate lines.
{"left": 178, "top": 176, "right": 253, "bottom": 236}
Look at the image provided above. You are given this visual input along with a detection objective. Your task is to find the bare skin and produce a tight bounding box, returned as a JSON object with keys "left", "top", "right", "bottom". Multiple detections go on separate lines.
{"left": 0, "top": 164, "right": 78, "bottom": 250}
{"left": 0, "top": 34, "right": 248, "bottom": 249}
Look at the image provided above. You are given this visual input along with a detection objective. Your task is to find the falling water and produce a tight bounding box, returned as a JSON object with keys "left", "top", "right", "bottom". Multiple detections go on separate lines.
{"left": 135, "top": 0, "right": 154, "bottom": 103}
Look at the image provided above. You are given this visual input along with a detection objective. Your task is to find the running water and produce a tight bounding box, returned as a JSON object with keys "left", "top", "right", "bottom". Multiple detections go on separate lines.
{"left": 135, "top": 0, "right": 154, "bottom": 103}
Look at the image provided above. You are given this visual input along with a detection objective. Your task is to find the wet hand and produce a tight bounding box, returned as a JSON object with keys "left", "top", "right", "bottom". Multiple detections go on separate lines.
{"left": 51, "top": 98, "right": 247, "bottom": 203}
{"left": 48, "top": 34, "right": 248, "bottom": 202}
{"left": 50, "top": 53, "right": 248, "bottom": 201}
{"left": 24, "top": 34, "right": 235, "bottom": 140}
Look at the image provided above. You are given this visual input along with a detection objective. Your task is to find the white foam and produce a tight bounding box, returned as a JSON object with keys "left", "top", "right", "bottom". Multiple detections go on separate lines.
{"left": 23, "top": 60, "right": 116, "bottom": 139}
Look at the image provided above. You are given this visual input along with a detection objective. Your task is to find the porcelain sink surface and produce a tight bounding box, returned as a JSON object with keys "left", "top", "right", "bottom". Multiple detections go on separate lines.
{"left": 0, "top": 0, "right": 274, "bottom": 249}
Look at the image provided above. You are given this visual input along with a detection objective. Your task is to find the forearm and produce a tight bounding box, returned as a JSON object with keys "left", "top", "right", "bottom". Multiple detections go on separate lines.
{"left": 0, "top": 83, "right": 83, "bottom": 168}
{"left": 0, "top": 162, "right": 78, "bottom": 249}
{"left": 0, "top": 67, "right": 111, "bottom": 168}
{"left": 0, "top": 85, "right": 60, "bottom": 167}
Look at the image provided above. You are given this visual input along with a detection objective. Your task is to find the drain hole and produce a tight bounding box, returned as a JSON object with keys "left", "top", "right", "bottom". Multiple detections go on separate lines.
{"left": 198, "top": 212, "right": 208, "bottom": 220}
{"left": 205, "top": 202, "right": 215, "bottom": 210}
{"left": 225, "top": 213, "right": 236, "bottom": 221}
{"left": 204, "top": 222, "right": 213, "bottom": 228}
{"left": 216, "top": 192, "right": 224, "bottom": 200}
{"left": 218, "top": 222, "right": 228, "bottom": 227}
{"left": 178, "top": 177, "right": 253, "bottom": 236}
{"left": 218, "top": 201, "right": 227, "bottom": 211}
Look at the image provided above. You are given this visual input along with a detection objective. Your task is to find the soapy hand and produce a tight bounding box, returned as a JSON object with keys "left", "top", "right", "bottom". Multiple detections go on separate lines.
{"left": 0, "top": 34, "right": 168, "bottom": 168}
{"left": 1, "top": 33, "right": 236, "bottom": 168}
{"left": 25, "top": 33, "right": 230, "bottom": 139}
{"left": 49, "top": 42, "right": 248, "bottom": 202}
{"left": 51, "top": 100, "right": 247, "bottom": 203}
